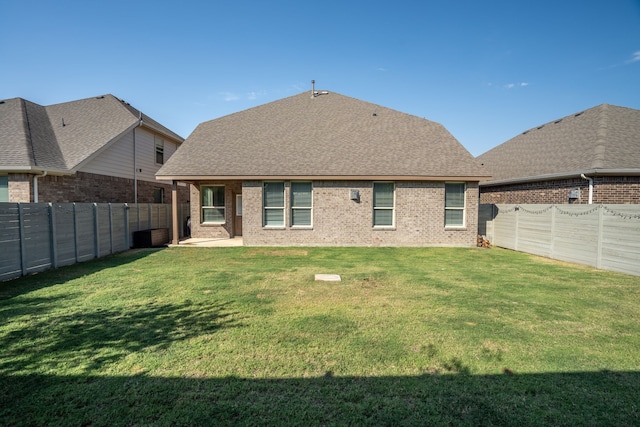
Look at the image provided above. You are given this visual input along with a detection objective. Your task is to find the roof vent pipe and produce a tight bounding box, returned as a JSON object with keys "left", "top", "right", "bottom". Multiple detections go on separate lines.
{"left": 311, "top": 80, "right": 315, "bottom": 98}
{"left": 581, "top": 174, "right": 593, "bottom": 204}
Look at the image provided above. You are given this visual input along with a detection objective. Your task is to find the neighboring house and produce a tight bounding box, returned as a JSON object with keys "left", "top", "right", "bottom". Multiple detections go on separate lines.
{"left": 157, "top": 90, "right": 490, "bottom": 246}
{"left": 0, "top": 94, "right": 189, "bottom": 204}
{"left": 477, "top": 104, "right": 640, "bottom": 204}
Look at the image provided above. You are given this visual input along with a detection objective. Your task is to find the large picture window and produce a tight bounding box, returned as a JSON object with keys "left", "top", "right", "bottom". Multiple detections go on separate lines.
{"left": 201, "top": 185, "right": 225, "bottom": 224}
{"left": 445, "top": 183, "right": 466, "bottom": 227}
{"left": 373, "top": 182, "right": 395, "bottom": 227}
{"left": 291, "top": 182, "right": 312, "bottom": 227}
{"left": 263, "top": 182, "right": 285, "bottom": 227}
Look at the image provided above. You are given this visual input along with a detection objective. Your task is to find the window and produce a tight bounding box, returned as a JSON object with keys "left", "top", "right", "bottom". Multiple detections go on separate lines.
{"left": 0, "top": 176, "right": 8, "bottom": 202}
{"left": 263, "top": 182, "right": 285, "bottom": 227}
{"left": 291, "top": 182, "right": 312, "bottom": 227}
{"left": 155, "top": 136, "right": 164, "bottom": 164}
{"left": 201, "top": 185, "right": 225, "bottom": 223}
{"left": 153, "top": 188, "right": 164, "bottom": 204}
{"left": 445, "top": 183, "right": 466, "bottom": 227}
{"left": 373, "top": 182, "right": 394, "bottom": 227}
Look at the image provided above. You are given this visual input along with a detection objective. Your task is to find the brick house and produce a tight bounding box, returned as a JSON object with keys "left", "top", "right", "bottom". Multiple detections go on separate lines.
{"left": 477, "top": 104, "right": 640, "bottom": 204}
{"left": 0, "top": 94, "right": 189, "bottom": 204}
{"left": 157, "top": 90, "right": 490, "bottom": 246}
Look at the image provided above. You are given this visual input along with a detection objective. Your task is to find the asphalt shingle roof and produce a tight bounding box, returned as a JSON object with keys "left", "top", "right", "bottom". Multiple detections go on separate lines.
{"left": 1, "top": 94, "right": 183, "bottom": 173}
{"left": 157, "top": 91, "right": 487, "bottom": 180}
{"left": 477, "top": 104, "right": 640, "bottom": 183}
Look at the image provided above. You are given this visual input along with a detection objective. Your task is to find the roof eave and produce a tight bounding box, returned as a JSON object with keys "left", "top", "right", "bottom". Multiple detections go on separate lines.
{"left": 156, "top": 174, "right": 492, "bottom": 182}
{"left": 0, "top": 166, "right": 72, "bottom": 175}
{"left": 480, "top": 169, "right": 640, "bottom": 187}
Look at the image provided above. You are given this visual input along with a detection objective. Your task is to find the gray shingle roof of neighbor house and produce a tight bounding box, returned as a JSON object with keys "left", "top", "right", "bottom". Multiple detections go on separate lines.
{"left": 477, "top": 104, "right": 640, "bottom": 185}
{"left": 157, "top": 90, "right": 489, "bottom": 181}
{"left": 0, "top": 94, "right": 184, "bottom": 174}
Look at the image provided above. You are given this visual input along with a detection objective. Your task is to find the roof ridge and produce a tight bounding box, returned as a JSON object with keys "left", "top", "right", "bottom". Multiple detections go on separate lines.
{"left": 591, "top": 104, "right": 608, "bottom": 169}
{"left": 21, "top": 98, "right": 38, "bottom": 166}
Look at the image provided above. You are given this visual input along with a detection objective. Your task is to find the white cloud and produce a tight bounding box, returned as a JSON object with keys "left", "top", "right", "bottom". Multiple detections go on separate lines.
{"left": 221, "top": 92, "right": 240, "bottom": 101}
{"left": 377, "top": 67, "right": 387, "bottom": 72}
{"left": 630, "top": 51, "right": 640, "bottom": 63}
{"left": 504, "top": 82, "right": 529, "bottom": 89}
{"left": 247, "top": 90, "right": 267, "bottom": 100}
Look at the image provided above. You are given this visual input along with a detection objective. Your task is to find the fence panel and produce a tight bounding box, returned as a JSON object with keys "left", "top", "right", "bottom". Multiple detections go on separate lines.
{"left": 600, "top": 206, "right": 640, "bottom": 276}
{"left": 21, "top": 203, "right": 53, "bottom": 275}
{"left": 0, "top": 203, "right": 22, "bottom": 281}
{"left": 481, "top": 204, "right": 640, "bottom": 277}
{"left": 53, "top": 204, "right": 77, "bottom": 267}
{"left": 0, "top": 202, "right": 187, "bottom": 281}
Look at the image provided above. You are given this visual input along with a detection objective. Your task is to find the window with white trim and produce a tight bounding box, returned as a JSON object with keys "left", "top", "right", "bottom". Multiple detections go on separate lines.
{"left": 201, "top": 185, "right": 225, "bottom": 224}
{"left": 263, "top": 182, "right": 285, "bottom": 227}
{"left": 373, "top": 182, "right": 394, "bottom": 227}
{"left": 445, "top": 183, "right": 466, "bottom": 227}
{"left": 291, "top": 181, "right": 312, "bottom": 227}
{"left": 155, "top": 136, "right": 164, "bottom": 164}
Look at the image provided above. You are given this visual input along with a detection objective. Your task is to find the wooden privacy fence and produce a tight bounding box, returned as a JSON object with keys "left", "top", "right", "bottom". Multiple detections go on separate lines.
{"left": 0, "top": 203, "right": 190, "bottom": 281}
{"left": 479, "top": 204, "right": 640, "bottom": 277}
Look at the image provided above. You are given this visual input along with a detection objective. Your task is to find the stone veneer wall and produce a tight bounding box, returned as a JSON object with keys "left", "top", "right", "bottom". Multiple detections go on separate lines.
{"left": 235, "top": 180, "right": 478, "bottom": 247}
{"left": 8, "top": 174, "right": 31, "bottom": 202}
{"left": 479, "top": 176, "right": 640, "bottom": 205}
{"left": 10, "top": 171, "right": 189, "bottom": 204}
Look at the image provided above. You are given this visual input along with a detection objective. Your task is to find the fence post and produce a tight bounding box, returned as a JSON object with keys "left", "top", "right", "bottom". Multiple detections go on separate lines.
{"left": 73, "top": 203, "right": 80, "bottom": 262}
{"left": 596, "top": 205, "right": 604, "bottom": 269}
{"left": 49, "top": 203, "right": 58, "bottom": 268}
{"left": 108, "top": 203, "right": 114, "bottom": 255}
{"left": 124, "top": 204, "right": 130, "bottom": 248}
{"left": 549, "top": 205, "right": 556, "bottom": 258}
{"left": 514, "top": 207, "right": 520, "bottom": 252}
{"left": 18, "top": 203, "right": 27, "bottom": 276}
{"left": 148, "top": 203, "right": 152, "bottom": 229}
{"left": 93, "top": 203, "right": 99, "bottom": 259}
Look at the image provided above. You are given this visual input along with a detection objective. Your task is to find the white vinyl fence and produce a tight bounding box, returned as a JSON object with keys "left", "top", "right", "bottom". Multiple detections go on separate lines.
{"left": 0, "top": 203, "right": 190, "bottom": 281}
{"left": 479, "top": 204, "right": 640, "bottom": 277}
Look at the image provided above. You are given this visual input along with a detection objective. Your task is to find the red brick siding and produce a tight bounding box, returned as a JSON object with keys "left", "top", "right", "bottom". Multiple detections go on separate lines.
{"left": 30, "top": 171, "right": 189, "bottom": 204}
{"left": 479, "top": 176, "right": 640, "bottom": 204}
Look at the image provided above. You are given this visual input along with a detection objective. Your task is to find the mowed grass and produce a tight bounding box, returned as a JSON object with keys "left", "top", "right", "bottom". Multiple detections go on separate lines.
{"left": 1, "top": 246, "right": 639, "bottom": 426}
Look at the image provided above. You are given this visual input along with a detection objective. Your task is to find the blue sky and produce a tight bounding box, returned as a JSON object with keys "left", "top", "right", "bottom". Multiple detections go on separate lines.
{"left": 1, "top": 0, "right": 639, "bottom": 156}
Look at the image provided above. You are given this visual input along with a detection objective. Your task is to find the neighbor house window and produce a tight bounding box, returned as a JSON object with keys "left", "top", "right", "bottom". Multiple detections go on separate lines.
{"left": 263, "top": 182, "right": 285, "bottom": 227}
{"left": 201, "top": 185, "right": 225, "bottom": 223}
{"left": 291, "top": 181, "right": 312, "bottom": 227}
{"left": 445, "top": 183, "right": 466, "bottom": 227}
{"left": 373, "top": 182, "right": 394, "bottom": 227}
{"left": 0, "top": 176, "right": 8, "bottom": 202}
{"left": 153, "top": 188, "right": 164, "bottom": 204}
{"left": 155, "top": 136, "right": 164, "bottom": 164}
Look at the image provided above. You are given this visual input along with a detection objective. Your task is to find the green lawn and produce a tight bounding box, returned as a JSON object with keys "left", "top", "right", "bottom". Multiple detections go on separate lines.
{"left": 1, "top": 246, "right": 639, "bottom": 426}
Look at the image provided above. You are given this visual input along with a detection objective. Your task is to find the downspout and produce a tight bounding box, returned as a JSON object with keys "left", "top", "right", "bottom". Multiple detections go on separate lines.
{"left": 32, "top": 171, "right": 47, "bottom": 203}
{"left": 133, "top": 112, "right": 143, "bottom": 203}
{"left": 581, "top": 174, "right": 593, "bottom": 204}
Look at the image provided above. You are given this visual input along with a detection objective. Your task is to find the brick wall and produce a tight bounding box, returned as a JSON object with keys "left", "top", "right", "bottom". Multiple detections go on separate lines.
{"left": 205, "top": 180, "right": 479, "bottom": 247}
{"left": 189, "top": 181, "right": 242, "bottom": 239}
{"left": 11, "top": 171, "right": 189, "bottom": 204}
{"left": 479, "top": 176, "right": 640, "bottom": 204}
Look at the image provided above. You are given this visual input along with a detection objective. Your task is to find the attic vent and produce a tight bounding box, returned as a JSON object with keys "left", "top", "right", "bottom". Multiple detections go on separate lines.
{"left": 96, "top": 96, "right": 105, "bottom": 99}
{"left": 575, "top": 112, "right": 584, "bottom": 117}
{"left": 554, "top": 119, "right": 562, "bottom": 124}
{"left": 522, "top": 130, "right": 529, "bottom": 134}
{"left": 0, "top": 101, "right": 4, "bottom": 105}
{"left": 537, "top": 125, "right": 545, "bottom": 129}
